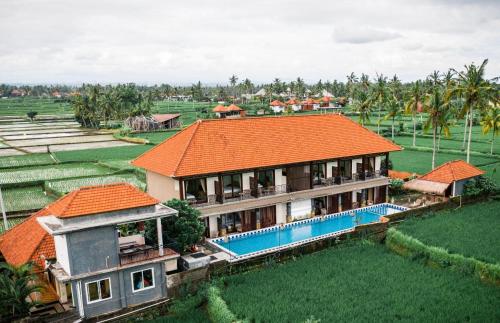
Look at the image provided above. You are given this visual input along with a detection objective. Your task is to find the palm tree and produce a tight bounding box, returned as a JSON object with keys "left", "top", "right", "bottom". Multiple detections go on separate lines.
{"left": 481, "top": 106, "right": 500, "bottom": 155}
{"left": 346, "top": 72, "right": 358, "bottom": 101}
{"left": 0, "top": 262, "right": 42, "bottom": 319}
{"left": 404, "top": 81, "right": 424, "bottom": 147}
{"left": 371, "top": 74, "right": 388, "bottom": 134}
{"left": 229, "top": 75, "right": 238, "bottom": 98}
{"left": 424, "top": 88, "right": 448, "bottom": 169}
{"left": 385, "top": 97, "right": 403, "bottom": 141}
{"left": 351, "top": 89, "right": 372, "bottom": 126}
{"left": 448, "top": 59, "right": 495, "bottom": 162}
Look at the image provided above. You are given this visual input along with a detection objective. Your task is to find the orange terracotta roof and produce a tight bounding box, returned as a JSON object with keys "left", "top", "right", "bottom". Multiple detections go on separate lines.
{"left": 43, "top": 183, "right": 159, "bottom": 218}
{"left": 212, "top": 105, "right": 227, "bottom": 112}
{"left": 419, "top": 160, "right": 485, "bottom": 184}
{"left": 270, "top": 100, "right": 284, "bottom": 106}
{"left": 152, "top": 114, "right": 181, "bottom": 123}
{"left": 389, "top": 170, "right": 417, "bottom": 180}
{"left": 321, "top": 96, "right": 331, "bottom": 102}
{"left": 0, "top": 209, "right": 55, "bottom": 269}
{"left": 132, "top": 114, "right": 401, "bottom": 177}
{"left": 285, "top": 99, "right": 299, "bottom": 105}
{"left": 227, "top": 104, "right": 243, "bottom": 111}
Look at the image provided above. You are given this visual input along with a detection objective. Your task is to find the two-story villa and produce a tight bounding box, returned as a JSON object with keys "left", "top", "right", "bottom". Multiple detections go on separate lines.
{"left": 132, "top": 114, "right": 401, "bottom": 238}
{"left": 0, "top": 183, "right": 179, "bottom": 319}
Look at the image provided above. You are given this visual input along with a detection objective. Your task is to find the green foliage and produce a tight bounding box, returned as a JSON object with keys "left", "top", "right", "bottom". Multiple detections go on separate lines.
{"left": 26, "top": 111, "right": 38, "bottom": 121}
{"left": 145, "top": 199, "right": 205, "bottom": 252}
{"left": 396, "top": 200, "right": 500, "bottom": 264}
{"left": 389, "top": 178, "right": 404, "bottom": 195}
{"left": 463, "top": 176, "right": 497, "bottom": 197}
{"left": 222, "top": 242, "right": 500, "bottom": 322}
{"left": 0, "top": 263, "right": 42, "bottom": 320}
{"left": 207, "top": 285, "right": 240, "bottom": 323}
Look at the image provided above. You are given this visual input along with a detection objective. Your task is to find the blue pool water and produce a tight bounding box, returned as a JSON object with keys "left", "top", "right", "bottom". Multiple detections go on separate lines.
{"left": 211, "top": 204, "right": 405, "bottom": 258}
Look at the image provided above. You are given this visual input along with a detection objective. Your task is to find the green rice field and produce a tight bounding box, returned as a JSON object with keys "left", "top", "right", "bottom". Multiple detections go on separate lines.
{"left": 0, "top": 163, "right": 111, "bottom": 186}
{"left": 0, "top": 153, "right": 55, "bottom": 169}
{"left": 1, "top": 186, "right": 56, "bottom": 213}
{"left": 129, "top": 130, "right": 179, "bottom": 145}
{"left": 54, "top": 145, "right": 151, "bottom": 162}
{"left": 0, "top": 217, "right": 27, "bottom": 234}
{"left": 0, "top": 97, "right": 72, "bottom": 116}
{"left": 393, "top": 136, "right": 498, "bottom": 155}
{"left": 222, "top": 242, "right": 500, "bottom": 322}
{"left": 396, "top": 200, "right": 500, "bottom": 264}
{"left": 46, "top": 173, "right": 146, "bottom": 196}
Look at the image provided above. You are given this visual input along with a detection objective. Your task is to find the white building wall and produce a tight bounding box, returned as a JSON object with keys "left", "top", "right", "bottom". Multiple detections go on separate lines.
{"left": 375, "top": 156, "right": 382, "bottom": 172}
{"left": 290, "top": 199, "right": 312, "bottom": 221}
{"left": 242, "top": 172, "right": 254, "bottom": 190}
{"left": 276, "top": 203, "right": 287, "bottom": 224}
{"left": 208, "top": 215, "right": 219, "bottom": 238}
{"left": 275, "top": 168, "right": 286, "bottom": 186}
{"left": 54, "top": 234, "right": 71, "bottom": 275}
{"left": 352, "top": 158, "right": 362, "bottom": 176}
{"left": 207, "top": 176, "right": 218, "bottom": 196}
{"left": 326, "top": 161, "right": 337, "bottom": 178}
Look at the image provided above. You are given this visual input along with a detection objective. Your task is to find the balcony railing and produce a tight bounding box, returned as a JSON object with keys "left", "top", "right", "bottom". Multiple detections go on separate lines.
{"left": 119, "top": 245, "right": 175, "bottom": 266}
{"left": 187, "top": 171, "right": 386, "bottom": 207}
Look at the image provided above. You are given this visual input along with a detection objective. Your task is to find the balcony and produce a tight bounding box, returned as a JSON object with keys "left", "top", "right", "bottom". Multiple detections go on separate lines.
{"left": 119, "top": 245, "right": 178, "bottom": 266}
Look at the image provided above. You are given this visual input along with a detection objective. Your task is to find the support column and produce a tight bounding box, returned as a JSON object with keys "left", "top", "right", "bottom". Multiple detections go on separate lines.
{"left": 209, "top": 215, "right": 219, "bottom": 238}
{"left": 157, "top": 217, "right": 164, "bottom": 256}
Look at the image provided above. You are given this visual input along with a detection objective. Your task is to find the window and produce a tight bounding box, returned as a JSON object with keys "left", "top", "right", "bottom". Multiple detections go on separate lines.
{"left": 222, "top": 174, "right": 242, "bottom": 198}
{"left": 218, "top": 212, "right": 242, "bottom": 233}
{"left": 312, "top": 163, "right": 326, "bottom": 185}
{"left": 131, "top": 268, "right": 155, "bottom": 292}
{"left": 339, "top": 160, "right": 352, "bottom": 178}
{"left": 257, "top": 169, "right": 275, "bottom": 188}
{"left": 184, "top": 178, "right": 207, "bottom": 203}
{"left": 86, "top": 278, "right": 111, "bottom": 303}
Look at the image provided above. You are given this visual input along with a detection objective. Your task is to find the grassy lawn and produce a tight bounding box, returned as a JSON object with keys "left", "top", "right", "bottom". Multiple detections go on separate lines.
{"left": 390, "top": 149, "right": 499, "bottom": 174}
{"left": 396, "top": 200, "right": 500, "bottom": 264}
{"left": 222, "top": 242, "right": 500, "bottom": 322}
{"left": 54, "top": 145, "right": 151, "bottom": 162}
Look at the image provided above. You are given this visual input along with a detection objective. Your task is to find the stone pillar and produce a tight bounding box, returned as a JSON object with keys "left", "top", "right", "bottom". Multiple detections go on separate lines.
{"left": 157, "top": 217, "right": 164, "bottom": 256}
{"left": 276, "top": 203, "right": 287, "bottom": 224}
{"left": 209, "top": 215, "right": 219, "bottom": 238}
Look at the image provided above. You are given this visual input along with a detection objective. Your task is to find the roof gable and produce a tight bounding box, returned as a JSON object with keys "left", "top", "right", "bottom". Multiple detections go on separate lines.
{"left": 132, "top": 114, "right": 401, "bottom": 177}
{"left": 420, "top": 160, "right": 485, "bottom": 184}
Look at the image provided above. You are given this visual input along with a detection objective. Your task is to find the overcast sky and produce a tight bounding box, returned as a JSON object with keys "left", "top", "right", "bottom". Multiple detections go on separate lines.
{"left": 1, "top": 0, "right": 499, "bottom": 85}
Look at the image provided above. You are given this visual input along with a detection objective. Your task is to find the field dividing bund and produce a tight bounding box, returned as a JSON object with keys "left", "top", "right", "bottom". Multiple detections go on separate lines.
{"left": 221, "top": 242, "right": 500, "bottom": 322}
{"left": 393, "top": 200, "right": 500, "bottom": 265}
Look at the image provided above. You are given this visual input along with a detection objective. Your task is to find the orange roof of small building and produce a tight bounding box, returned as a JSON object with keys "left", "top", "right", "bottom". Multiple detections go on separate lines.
{"left": 45, "top": 183, "right": 159, "bottom": 218}
{"left": 0, "top": 209, "right": 55, "bottom": 270}
{"left": 227, "top": 104, "right": 243, "bottom": 111}
{"left": 270, "top": 100, "right": 284, "bottom": 106}
{"left": 152, "top": 114, "right": 181, "bottom": 123}
{"left": 321, "top": 96, "right": 331, "bottom": 102}
{"left": 132, "top": 114, "right": 401, "bottom": 177}
{"left": 389, "top": 170, "right": 417, "bottom": 180}
{"left": 212, "top": 104, "right": 227, "bottom": 112}
{"left": 285, "top": 99, "right": 299, "bottom": 105}
{"left": 419, "top": 160, "right": 484, "bottom": 184}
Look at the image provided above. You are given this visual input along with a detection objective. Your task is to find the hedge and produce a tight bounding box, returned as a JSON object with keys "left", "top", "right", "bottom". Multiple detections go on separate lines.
{"left": 206, "top": 286, "right": 241, "bottom": 323}
{"left": 386, "top": 228, "right": 500, "bottom": 286}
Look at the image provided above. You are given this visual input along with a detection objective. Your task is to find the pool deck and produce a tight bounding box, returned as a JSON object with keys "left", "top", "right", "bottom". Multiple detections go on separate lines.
{"left": 208, "top": 203, "right": 407, "bottom": 262}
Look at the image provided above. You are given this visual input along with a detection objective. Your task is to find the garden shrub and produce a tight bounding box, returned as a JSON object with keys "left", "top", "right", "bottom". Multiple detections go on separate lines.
{"left": 389, "top": 178, "right": 404, "bottom": 195}
{"left": 463, "top": 176, "right": 497, "bottom": 197}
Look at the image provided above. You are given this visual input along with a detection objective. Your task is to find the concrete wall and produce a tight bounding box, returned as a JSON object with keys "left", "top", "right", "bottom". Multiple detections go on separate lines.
{"left": 207, "top": 176, "right": 218, "bottom": 196}
{"left": 208, "top": 215, "right": 219, "bottom": 238}
{"left": 352, "top": 158, "right": 362, "bottom": 176}
{"left": 54, "top": 234, "right": 70, "bottom": 274}
{"left": 242, "top": 172, "right": 253, "bottom": 190}
{"left": 454, "top": 178, "right": 472, "bottom": 196}
{"left": 67, "top": 226, "right": 119, "bottom": 276}
{"left": 146, "top": 171, "right": 180, "bottom": 202}
{"left": 275, "top": 168, "right": 286, "bottom": 187}
{"left": 326, "top": 161, "right": 337, "bottom": 178}
{"left": 276, "top": 203, "right": 287, "bottom": 224}
{"left": 72, "top": 262, "right": 166, "bottom": 318}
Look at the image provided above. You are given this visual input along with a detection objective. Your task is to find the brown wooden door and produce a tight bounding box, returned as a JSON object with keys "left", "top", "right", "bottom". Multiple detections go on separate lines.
{"left": 327, "top": 195, "right": 339, "bottom": 214}
{"left": 342, "top": 192, "right": 352, "bottom": 210}
{"left": 377, "top": 186, "right": 387, "bottom": 203}
{"left": 241, "top": 210, "right": 253, "bottom": 232}
{"left": 260, "top": 206, "right": 276, "bottom": 228}
{"left": 215, "top": 180, "right": 222, "bottom": 203}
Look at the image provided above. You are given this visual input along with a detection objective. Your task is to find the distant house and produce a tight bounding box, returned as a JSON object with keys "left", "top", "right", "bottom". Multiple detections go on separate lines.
{"left": 389, "top": 170, "right": 417, "bottom": 181}
{"left": 10, "top": 89, "right": 23, "bottom": 97}
{"left": 403, "top": 160, "right": 484, "bottom": 197}
{"left": 152, "top": 114, "right": 181, "bottom": 129}
{"left": 301, "top": 98, "right": 320, "bottom": 111}
{"left": 270, "top": 100, "right": 285, "bottom": 113}
{"left": 285, "top": 98, "right": 301, "bottom": 112}
{"left": 212, "top": 104, "right": 245, "bottom": 118}
{"left": 0, "top": 183, "right": 179, "bottom": 319}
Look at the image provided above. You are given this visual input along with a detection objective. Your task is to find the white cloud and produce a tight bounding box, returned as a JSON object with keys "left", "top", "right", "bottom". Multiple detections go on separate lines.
{"left": 0, "top": 0, "right": 498, "bottom": 84}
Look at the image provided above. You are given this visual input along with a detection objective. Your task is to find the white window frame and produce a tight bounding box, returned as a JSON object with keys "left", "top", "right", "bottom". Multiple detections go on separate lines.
{"left": 85, "top": 277, "right": 112, "bottom": 304}
{"left": 131, "top": 268, "right": 155, "bottom": 293}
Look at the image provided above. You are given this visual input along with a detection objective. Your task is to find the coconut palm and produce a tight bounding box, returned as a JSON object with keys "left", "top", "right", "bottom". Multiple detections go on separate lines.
{"left": 0, "top": 262, "right": 42, "bottom": 318}
{"left": 351, "top": 89, "right": 372, "bottom": 126}
{"left": 448, "top": 59, "right": 495, "bottom": 162}
{"left": 385, "top": 97, "right": 403, "bottom": 140}
{"left": 424, "top": 87, "right": 449, "bottom": 169}
{"left": 229, "top": 75, "right": 238, "bottom": 98}
{"left": 371, "top": 74, "right": 388, "bottom": 134}
{"left": 481, "top": 106, "right": 500, "bottom": 155}
{"left": 346, "top": 72, "right": 358, "bottom": 100}
{"left": 404, "top": 81, "right": 424, "bottom": 147}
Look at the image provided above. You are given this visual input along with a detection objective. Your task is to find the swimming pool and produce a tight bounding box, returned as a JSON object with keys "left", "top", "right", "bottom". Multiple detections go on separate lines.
{"left": 209, "top": 203, "right": 406, "bottom": 261}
